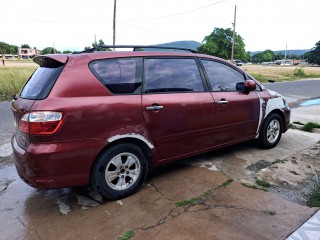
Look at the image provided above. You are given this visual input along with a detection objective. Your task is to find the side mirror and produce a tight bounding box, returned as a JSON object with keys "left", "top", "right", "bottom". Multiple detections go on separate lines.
{"left": 236, "top": 80, "right": 256, "bottom": 93}
{"left": 245, "top": 80, "right": 256, "bottom": 92}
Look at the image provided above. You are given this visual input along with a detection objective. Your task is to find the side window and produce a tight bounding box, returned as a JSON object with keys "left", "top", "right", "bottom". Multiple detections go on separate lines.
{"left": 201, "top": 60, "right": 245, "bottom": 91}
{"left": 144, "top": 58, "right": 204, "bottom": 93}
{"left": 89, "top": 57, "right": 142, "bottom": 94}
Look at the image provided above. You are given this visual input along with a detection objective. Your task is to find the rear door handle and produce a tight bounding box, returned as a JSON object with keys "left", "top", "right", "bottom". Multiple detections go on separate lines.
{"left": 146, "top": 105, "right": 164, "bottom": 111}
{"left": 217, "top": 100, "right": 229, "bottom": 104}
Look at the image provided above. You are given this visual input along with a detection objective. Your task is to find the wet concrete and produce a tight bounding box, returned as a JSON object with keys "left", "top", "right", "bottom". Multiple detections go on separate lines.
{"left": 0, "top": 162, "right": 317, "bottom": 240}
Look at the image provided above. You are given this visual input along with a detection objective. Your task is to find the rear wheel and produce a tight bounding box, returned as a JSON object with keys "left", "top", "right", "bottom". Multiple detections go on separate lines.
{"left": 91, "top": 143, "right": 148, "bottom": 199}
{"left": 257, "top": 113, "right": 283, "bottom": 149}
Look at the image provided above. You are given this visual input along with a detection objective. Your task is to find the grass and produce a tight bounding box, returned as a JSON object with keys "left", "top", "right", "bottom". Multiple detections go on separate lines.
{"left": 271, "top": 159, "right": 286, "bottom": 164}
{"left": 175, "top": 198, "right": 199, "bottom": 207}
{"left": 241, "top": 183, "right": 268, "bottom": 192}
{"left": 255, "top": 179, "right": 271, "bottom": 188}
{"left": 117, "top": 230, "right": 135, "bottom": 240}
{"left": 291, "top": 121, "right": 320, "bottom": 132}
{"left": 302, "top": 122, "right": 320, "bottom": 132}
{"left": 0, "top": 66, "right": 36, "bottom": 101}
{"left": 242, "top": 65, "right": 320, "bottom": 83}
{"left": 306, "top": 172, "right": 320, "bottom": 207}
{"left": 175, "top": 178, "right": 233, "bottom": 207}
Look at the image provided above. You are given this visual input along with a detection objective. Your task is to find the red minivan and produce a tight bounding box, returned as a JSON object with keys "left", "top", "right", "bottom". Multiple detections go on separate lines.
{"left": 11, "top": 46, "right": 290, "bottom": 199}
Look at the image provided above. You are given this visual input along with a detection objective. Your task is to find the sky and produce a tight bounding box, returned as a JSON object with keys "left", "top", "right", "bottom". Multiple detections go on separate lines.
{"left": 2, "top": 0, "right": 320, "bottom": 52}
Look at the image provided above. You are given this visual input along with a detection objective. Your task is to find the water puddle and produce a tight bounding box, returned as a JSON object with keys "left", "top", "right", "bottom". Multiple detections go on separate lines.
{"left": 300, "top": 98, "right": 320, "bottom": 107}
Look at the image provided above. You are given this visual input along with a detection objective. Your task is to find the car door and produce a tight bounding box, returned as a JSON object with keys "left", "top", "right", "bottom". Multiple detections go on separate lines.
{"left": 201, "top": 59, "right": 260, "bottom": 144}
{"left": 142, "top": 58, "right": 215, "bottom": 160}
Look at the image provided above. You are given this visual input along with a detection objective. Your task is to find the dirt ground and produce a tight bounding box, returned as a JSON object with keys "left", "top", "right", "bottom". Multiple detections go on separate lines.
{"left": 1, "top": 60, "right": 37, "bottom": 67}
{"left": 255, "top": 140, "right": 320, "bottom": 205}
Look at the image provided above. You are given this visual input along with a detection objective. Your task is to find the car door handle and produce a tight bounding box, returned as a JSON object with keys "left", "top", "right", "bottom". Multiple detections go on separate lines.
{"left": 146, "top": 105, "right": 164, "bottom": 111}
{"left": 217, "top": 100, "right": 229, "bottom": 104}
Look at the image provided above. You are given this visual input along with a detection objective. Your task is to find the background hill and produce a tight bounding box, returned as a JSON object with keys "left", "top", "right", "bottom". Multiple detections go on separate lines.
{"left": 250, "top": 49, "right": 310, "bottom": 56}
{"left": 154, "top": 41, "right": 201, "bottom": 51}
{"left": 154, "top": 41, "right": 310, "bottom": 56}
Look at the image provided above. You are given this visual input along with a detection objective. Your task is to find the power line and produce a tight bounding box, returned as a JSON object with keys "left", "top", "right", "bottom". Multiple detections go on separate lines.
{"left": 118, "top": 20, "right": 167, "bottom": 35}
{"left": 124, "top": 0, "right": 227, "bottom": 21}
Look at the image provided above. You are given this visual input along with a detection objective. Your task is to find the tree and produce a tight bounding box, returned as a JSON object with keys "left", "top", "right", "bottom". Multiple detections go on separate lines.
{"left": 275, "top": 52, "right": 283, "bottom": 60}
{"left": 63, "top": 50, "right": 72, "bottom": 54}
{"left": 84, "top": 39, "right": 110, "bottom": 51}
{"left": 252, "top": 49, "right": 275, "bottom": 63}
{"left": 0, "top": 41, "right": 19, "bottom": 54}
{"left": 198, "top": 27, "right": 247, "bottom": 61}
{"left": 92, "top": 39, "right": 110, "bottom": 51}
{"left": 21, "top": 44, "right": 30, "bottom": 48}
{"left": 305, "top": 41, "right": 320, "bottom": 65}
{"left": 41, "top": 47, "right": 61, "bottom": 54}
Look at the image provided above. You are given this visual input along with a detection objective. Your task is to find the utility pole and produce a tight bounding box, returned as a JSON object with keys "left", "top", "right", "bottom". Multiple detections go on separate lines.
{"left": 231, "top": 5, "right": 237, "bottom": 63}
{"left": 113, "top": 0, "right": 117, "bottom": 49}
{"left": 284, "top": 43, "right": 287, "bottom": 62}
{"left": 94, "top": 34, "right": 97, "bottom": 47}
{"left": 53, "top": 42, "right": 56, "bottom": 54}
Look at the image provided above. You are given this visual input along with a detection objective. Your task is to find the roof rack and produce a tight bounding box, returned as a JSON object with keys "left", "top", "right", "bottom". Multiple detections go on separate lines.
{"left": 105, "top": 45, "right": 198, "bottom": 53}
{"left": 73, "top": 45, "right": 198, "bottom": 54}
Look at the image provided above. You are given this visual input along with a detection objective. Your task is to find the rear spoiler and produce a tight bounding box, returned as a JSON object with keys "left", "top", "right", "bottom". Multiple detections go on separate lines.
{"left": 33, "top": 55, "right": 68, "bottom": 67}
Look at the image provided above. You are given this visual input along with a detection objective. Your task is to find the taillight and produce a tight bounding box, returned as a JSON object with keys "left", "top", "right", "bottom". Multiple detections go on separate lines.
{"left": 19, "top": 112, "right": 64, "bottom": 135}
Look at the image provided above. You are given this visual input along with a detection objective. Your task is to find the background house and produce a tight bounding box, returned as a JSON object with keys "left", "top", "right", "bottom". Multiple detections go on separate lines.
{"left": 18, "top": 47, "right": 41, "bottom": 59}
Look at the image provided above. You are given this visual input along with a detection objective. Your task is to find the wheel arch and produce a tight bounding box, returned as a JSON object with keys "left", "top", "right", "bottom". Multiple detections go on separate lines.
{"left": 266, "top": 109, "right": 286, "bottom": 133}
{"left": 90, "top": 136, "right": 153, "bottom": 181}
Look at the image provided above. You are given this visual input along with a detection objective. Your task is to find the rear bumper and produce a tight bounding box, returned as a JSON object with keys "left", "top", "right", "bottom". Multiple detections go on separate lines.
{"left": 11, "top": 135, "right": 103, "bottom": 189}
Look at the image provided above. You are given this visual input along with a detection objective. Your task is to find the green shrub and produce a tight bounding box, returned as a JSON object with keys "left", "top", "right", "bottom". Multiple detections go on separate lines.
{"left": 292, "top": 68, "right": 307, "bottom": 78}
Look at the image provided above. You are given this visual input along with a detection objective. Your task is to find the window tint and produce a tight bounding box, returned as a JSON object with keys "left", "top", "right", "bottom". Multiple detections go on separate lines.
{"left": 20, "top": 65, "right": 64, "bottom": 100}
{"left": 144, "top": 58, "right": 204, "bottom": 93}
{"left": 201, "top": 60, "right": 245, "bottom": 91}
{"left": 89, "top": 58, "right": 143, "bottom": 94}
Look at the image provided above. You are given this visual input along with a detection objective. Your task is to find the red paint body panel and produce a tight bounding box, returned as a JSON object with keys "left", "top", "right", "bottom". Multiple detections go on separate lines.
{"left": 212, "top": 91, "right": 260, "bottom": 143}
{"left": 142, "top": 92, "right": 215, "bottom": 159}
{"left": 11, "top": 51, "right": 290, "bottom": 190}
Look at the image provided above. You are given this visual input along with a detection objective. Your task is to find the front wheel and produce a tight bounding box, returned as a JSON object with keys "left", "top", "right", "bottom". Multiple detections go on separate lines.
{"left": 91, "top": 143, "right": 148, "bottom": 199}
{"left": 257, "top": 113, "right": 283, "bottom": 149}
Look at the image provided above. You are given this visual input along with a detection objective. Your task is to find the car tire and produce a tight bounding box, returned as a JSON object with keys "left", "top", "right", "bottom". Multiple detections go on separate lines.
{"left": 257, "top": 113, "right": 283, "bottom": 149}
{"left": 91, "top": 143, "right": 148, "bottom": 199}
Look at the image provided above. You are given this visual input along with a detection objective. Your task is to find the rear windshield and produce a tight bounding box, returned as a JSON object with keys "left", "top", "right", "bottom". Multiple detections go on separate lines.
{"left": 20, "top": 65, "right": 64, "bottom": 100}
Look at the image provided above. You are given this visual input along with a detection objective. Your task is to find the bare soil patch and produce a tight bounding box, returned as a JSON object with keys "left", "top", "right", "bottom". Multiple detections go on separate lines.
{"left": 254, "top": 141, "right": 320, "bottom": 205}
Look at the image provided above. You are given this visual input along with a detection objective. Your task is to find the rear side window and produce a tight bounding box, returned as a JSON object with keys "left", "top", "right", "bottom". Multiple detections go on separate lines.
{"left": 89, "top": 58, "right": 143, "bottom": 94}
{"left": 201, "top": 60, "right": 245, "bottom": 91}
{"left": 144, "top": 58, "right": 204, "bottom": 93}
{"left": 20, "top": 65, "right": 64, "bottom": 100}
